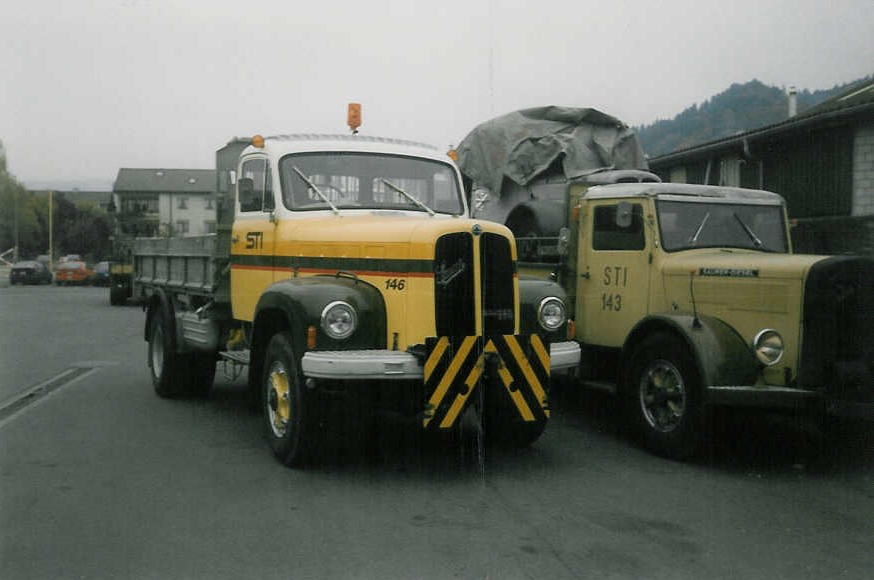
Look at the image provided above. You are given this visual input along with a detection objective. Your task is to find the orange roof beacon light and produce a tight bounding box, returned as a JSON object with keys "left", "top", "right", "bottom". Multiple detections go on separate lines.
{"left": 347, "top": 102, "right": 361, "bottom": 134}
{"left": 447, "top": 148, "right": 459, "bottom": 161}
{"left": 251, "top": 134, "right": 265, "bottom": 148}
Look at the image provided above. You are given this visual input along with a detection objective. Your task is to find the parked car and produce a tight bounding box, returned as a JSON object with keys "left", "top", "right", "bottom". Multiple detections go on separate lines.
{"left": 92, "top": 261, "right": 110, "bottom": 286}
{"left": 9, "top": 261, "right": 53, "bottom": 285}
{"left": 54, "top": 261, "right": 95, "bottom": 285}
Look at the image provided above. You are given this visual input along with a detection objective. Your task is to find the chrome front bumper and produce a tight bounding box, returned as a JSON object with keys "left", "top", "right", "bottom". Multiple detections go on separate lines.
{"left": 301, "top": 340, "right": 581, "bottom": 380}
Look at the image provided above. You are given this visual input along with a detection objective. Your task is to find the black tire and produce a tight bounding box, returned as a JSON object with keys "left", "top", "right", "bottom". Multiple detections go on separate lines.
{"left": 148, "top": 305, "right": 187, "bottom": 398}
{"left": 483, "top": 372, "right": 547, "bottom": 448}
{"left": 110, "top": 286, "right": 125, "bottom": 306}
{"left": 186, "top": 354, "right": 216, "bottom": 397}
{"left": 624, "top": 333, "right": 706, "bottom": 460}
{"left": 148, "top": 306, "right": 215, "bottom": 398}
{"left": 485, "top": 408, "right": 547, "bottom": 448}
{"left": 262, "top": 332, "right": 317, "bottom": 467}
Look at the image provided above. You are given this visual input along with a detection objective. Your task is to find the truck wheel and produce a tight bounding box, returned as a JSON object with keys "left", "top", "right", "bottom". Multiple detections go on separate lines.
{"left": 262, "top": 332, "right": 316, "bottom": 467}
{"left": 148, "top": 307, "right": 187, "bottom": 398}
{"left": 485, "top": 411, "right": 547, "bottom": 448}
{"left": 625, "top": 333, "right": 705, "bottom": 460}
{"left": 110, "top": 286, "right": 125, "bottom": 306}
{"left": 484, "top": 376, "right": 547, "bottom": 448}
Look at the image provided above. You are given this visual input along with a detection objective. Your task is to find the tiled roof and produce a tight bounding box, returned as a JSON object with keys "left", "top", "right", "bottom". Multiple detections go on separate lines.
{"left": 113, "top": 168, "right": 216, "bottom": 193}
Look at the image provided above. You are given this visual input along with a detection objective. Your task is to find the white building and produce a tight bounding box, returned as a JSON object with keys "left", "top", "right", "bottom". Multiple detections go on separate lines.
{"left": 112, "top": 168, "right": 217, "bottom": 237}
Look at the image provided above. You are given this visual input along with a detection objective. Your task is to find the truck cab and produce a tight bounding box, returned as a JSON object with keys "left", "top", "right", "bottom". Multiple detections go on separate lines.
{"left": 565, "top": 181, "right": 873, "bottom": 458}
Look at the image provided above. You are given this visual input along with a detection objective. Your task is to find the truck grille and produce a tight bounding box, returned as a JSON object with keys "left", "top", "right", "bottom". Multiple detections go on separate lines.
{"left": 434, "top": 232, "right": 516, "bottom": 337}
{"left": 435, "top": 233, "right": 475, "bottom": 337}
{"left": 480, "top": 233, "right": 515, "bottom": 335}
{"left": 799, "top": 256, "right": 874, "bottom": 399}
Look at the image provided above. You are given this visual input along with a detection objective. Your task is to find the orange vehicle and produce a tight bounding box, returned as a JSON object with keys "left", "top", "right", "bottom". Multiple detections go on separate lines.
{"left": 54, "top": 261, "right": 95, "bottom": 285}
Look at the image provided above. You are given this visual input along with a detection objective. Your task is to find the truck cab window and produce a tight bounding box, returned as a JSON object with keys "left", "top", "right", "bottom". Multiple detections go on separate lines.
{"left": 279, "top": 152, "right": 464, "bottom": 214}
{"left": 239, "top": 158, "right": 269, "bottom": 213}
{"left": 592, "top": 203, "right": 645, "bottom": 250}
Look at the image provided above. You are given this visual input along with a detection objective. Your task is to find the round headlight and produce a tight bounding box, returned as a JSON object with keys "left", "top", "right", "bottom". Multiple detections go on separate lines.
{"left": 538, "top": 297, "right": 566, "bottom": 331}
{"left": 753, "top": 329, "right": 783, "bottom": 366}
{"left": 321, "top": 301, "right": 357, "bottom": 340}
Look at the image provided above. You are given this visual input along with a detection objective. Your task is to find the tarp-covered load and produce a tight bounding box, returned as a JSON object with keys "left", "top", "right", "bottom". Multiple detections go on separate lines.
{"left": 456, "top": 106, "right": 649, "bottom": 194}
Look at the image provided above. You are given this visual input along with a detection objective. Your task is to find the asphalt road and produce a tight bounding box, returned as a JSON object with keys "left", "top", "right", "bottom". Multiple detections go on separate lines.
{"left": 2, "top": 286, "right": 874, "bottom": 579}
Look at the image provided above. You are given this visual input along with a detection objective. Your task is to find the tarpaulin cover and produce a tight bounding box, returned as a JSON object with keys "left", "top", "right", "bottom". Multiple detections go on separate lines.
{"left": 456, "top": 106, "right": 649, "bottom": 195}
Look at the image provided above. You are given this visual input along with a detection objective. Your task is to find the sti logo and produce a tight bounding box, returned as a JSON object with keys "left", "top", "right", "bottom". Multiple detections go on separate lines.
{"left": 246, "top": 232, "right": 264, "bottom": 250}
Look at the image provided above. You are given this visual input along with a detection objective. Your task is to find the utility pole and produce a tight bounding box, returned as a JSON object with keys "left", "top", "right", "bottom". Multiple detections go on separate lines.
{"left": 48, "top": 190, "right": 53, "bottom": 270}
{"left": 13, "top": 186, "right": 18, "bottom": 262}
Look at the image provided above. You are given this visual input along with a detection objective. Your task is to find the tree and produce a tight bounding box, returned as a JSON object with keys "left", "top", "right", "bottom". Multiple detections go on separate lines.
{"left": 1, "top": 139, "right": 113, "bottom": 261}
{"left": 0, "top": 145, "right": 41, "bottom": 259}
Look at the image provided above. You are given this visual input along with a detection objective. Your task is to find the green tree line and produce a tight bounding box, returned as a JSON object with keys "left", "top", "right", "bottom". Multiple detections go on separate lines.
{"left": 1, "top": 142, "right": 111, "bottom": 263}
{"left": 636, "top": 77, "right": 869, "bottom": 157}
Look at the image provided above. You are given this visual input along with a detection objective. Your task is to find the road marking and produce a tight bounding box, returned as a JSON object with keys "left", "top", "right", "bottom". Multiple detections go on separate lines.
{"left": 0, "top": 365, "right": 101, "bottom": 427}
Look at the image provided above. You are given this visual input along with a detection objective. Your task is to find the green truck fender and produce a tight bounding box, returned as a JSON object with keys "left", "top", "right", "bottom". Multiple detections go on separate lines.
{"left": 251, "top": 275, "right": 387, "bottom": 358}
{"left": 248, "top": 275, "right": 387, "bottom": 396}
{"left": 517, "top": 277, "right": 571, "bottom": 342}
{"left": 620, "top": 313, "right": 759, "bottom": 391}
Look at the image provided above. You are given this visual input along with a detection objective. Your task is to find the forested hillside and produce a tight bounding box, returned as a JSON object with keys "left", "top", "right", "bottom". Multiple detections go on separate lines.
{"left": 637, "top": 77, "right": 869, "bottom": 157}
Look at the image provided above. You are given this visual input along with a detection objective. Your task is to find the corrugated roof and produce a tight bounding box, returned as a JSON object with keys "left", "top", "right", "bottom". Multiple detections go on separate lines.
{"left": 113, "top": 168, "right": 216, "bottom": 193}
{"left": 802, "top": 77, "right": 874, "bottom": 115}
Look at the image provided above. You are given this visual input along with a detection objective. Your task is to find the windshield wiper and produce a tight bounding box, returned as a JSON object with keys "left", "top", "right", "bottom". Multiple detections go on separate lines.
{"left": 688, "top": 212, "right": 710, "bottom": 245}
{"left": 291, "top": 166, "right": 339, "bottom": 215}
{"left": 380, "top": 179, "right": 435, "bottom": 216}
{"left": 733, "top": 212, "right": 763, "bottom": 248}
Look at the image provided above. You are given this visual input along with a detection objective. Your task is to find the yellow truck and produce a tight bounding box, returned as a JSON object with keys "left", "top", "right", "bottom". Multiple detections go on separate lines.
{"left": 457, "top": 107, "right": 874, "bottom": 459}
{"left": 133, "top": 128, "right": 579, "bottom": 466}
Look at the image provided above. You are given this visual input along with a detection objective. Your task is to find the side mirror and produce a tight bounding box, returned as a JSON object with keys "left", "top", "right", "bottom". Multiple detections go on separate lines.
{"left": 471, "top": 187, "right": 490, "bottom": 217}
{"left": 557, "top": 227, "right": 570, "bottom": 256}
{"left": 616, "top": 201, "right": 633, "bottom": 229}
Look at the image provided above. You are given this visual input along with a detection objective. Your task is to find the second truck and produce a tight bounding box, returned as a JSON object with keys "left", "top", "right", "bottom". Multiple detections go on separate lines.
{"left": 132, "top": 119, "right": 579, "bottom": 467}
{"left": 457, "top": 106, "right": 874, "bottom": 459}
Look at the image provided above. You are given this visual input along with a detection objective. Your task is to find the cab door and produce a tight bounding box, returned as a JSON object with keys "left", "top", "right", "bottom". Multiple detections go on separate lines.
{"left": 231, "top": 155, "right": 277, "bottom": 321}
{"left": 576, "top": 200, "right": 651, "bottom": 347}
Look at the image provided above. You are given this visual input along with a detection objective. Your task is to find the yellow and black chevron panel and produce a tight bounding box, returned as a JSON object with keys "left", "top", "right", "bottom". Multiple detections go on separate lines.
{"left": 486, "top": 334, "right": 551, "bottom": 422}
{"left": 422, "top": 334, "right": 550, "bottom": 430}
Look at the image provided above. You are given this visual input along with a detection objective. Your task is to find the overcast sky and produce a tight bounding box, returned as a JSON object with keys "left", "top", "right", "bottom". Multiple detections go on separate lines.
{"left": 1, "top": 0, "right": 872, "bottom": 189}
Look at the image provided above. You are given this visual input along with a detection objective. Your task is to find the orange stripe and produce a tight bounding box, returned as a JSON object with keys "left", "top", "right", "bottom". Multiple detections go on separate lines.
{"left": 231, "top": 264, "right": 434, "bottom": 278}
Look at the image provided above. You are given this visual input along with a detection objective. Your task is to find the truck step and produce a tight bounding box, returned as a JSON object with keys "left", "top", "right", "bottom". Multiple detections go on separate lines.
{"left": 219, "top": 350, "right": 250, "bottom": 365}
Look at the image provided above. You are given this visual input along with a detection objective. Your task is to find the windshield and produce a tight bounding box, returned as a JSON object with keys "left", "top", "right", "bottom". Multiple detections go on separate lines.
{"left": 278, "top": 152, "right": 464, "bottom": 214}
{"left": 657, "top": 199, "right": 788, "bottom": 253}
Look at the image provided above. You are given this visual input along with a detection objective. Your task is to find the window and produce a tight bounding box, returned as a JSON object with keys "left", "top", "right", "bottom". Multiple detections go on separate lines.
{"left": 121, "top": 197, "right": 158, "bottom": 213}
{"left": 592, "top": 203, "right": 645, "bottom": 251}
{"left": 175, "top": 220, "right": 189, "bottom": 234}
{"left": 657, "top": 199, "right": 788, "bottom": 253}
{"left": 239, "top": 158, "right": 269, "bottom": 212}
{"left": 278, "top": 152, "right": 463, "bottom": 214}
{"left": 204, "top": 220, "right": 216, "bottom": 234}
{"left": 205, "top": 197, "right": 214, "bottom": 210}
{"left": 177, "top": 197, "right": 188, "bottom": 210}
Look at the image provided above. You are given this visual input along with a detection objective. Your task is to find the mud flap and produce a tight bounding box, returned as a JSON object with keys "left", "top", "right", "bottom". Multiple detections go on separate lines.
{"left": 422, "top": 334, "right": 551, "bottom": 430}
